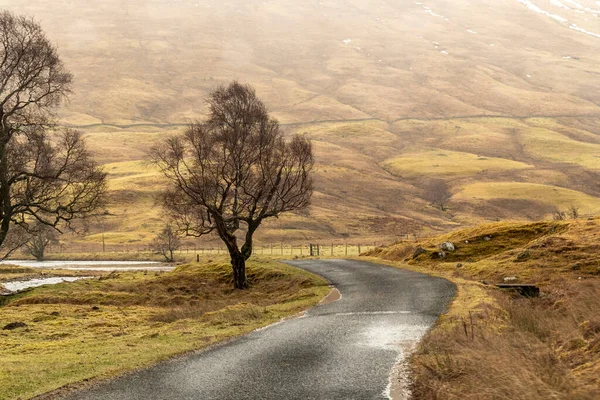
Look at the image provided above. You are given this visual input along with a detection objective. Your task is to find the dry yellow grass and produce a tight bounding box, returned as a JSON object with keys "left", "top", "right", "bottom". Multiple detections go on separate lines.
{"left": 365, "top": 217, "right": 600, "bottom": 399}
{"left": 3, "top": 0, "right": 600, "bottom": 249}
{"left": 382, "top": 149, "right": 531, "bottom": 178}
{"left": 520, "top": 127, "right": 600, "bottom": 170}
{"left": 454, "top": 182, "right": 600, "bottom": 216}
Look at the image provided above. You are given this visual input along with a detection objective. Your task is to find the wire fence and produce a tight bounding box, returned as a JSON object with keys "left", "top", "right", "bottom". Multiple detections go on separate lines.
{"left": 44, "top": 241, "right": 412, "bottom": 258}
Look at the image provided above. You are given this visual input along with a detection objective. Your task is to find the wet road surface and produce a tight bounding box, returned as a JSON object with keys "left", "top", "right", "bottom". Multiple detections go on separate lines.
{"left": 64, "top": 259, "right": 455, "bottom": 400}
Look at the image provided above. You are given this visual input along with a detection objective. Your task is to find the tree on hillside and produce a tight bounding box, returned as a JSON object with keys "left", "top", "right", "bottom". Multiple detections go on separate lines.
{"left": 567, "top": 204, "right": 580, "bottom": 220}
{"left": 25, "top": 224, "right": 59, "bottom": 261}
{"left": 423, "top": 179, "right": 452, "bottom": 211}
{"left": 150, "top": 82, "right": 314, "bottom": 289}
{"left": 553, "top": 208, "right": 567, "bottom": 221}
{"left": 0, "top": 11, "right": 107, "bottom": 258}
{"left": 152, "top": 224, "right": 181, "bottom": 262}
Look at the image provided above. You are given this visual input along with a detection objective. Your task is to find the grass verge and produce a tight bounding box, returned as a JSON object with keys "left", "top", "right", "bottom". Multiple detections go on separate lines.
{"left": 0, "top": 259, "right": 329, "bottom": 400}
{"left": 364, "top": 217, "right": 600, "bottom": 399}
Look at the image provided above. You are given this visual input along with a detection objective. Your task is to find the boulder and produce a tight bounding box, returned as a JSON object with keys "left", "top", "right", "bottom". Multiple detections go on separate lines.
{"left": 516, "top": 250, "right": 531, "bottom": 261}
{"left": 3, "top": 322, "right": 27, "bottom": 330}
{"left": 440, "top": 242, "right": 455, "bottom": 252}
{"left": 431, "top": 250, "right": 446, "bottom": 259}
{"left": 412, "top": 246, "right": 427, "bottom": 260}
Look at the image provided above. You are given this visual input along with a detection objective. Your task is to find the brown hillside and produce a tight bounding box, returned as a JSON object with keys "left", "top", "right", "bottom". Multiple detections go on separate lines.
{"left": 3, "top": 0, "right": 600, "bottom": 248}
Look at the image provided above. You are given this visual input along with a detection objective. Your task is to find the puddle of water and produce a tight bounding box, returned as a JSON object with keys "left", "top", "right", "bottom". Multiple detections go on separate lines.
{"left": 60, "top": 266, "right": 174, "bottom": 271}
{"left": 0, "top": 260, "right": 173, "bottom": 272}
{"left": 361, "top": 322, "right": 430, "bottom": 399}
{"left": 2, "top": 276, "right": 93, "bottom": 293}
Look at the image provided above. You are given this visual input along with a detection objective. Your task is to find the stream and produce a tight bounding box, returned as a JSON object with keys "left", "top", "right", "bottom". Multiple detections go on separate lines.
{"left": 0, "top": 260, "right": 175, "bottom": 294}
{"left": 0, "top": 260, "right": 175, "bottom": 271}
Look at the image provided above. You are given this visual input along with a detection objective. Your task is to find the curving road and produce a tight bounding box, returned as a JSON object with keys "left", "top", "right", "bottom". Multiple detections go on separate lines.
{"left": 64, "top": 259, "right": 455, "bottom": 400}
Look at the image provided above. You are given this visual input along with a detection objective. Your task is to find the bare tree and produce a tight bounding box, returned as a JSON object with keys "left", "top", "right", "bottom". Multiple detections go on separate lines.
{"left": 151, "top": 82, "right": 313, "bottom": 289}
{"left": 25, "top": 223, "right": 58, "bottom": 261}
{"left": 567, "top": 204, "right": 580, "bottom": 220}
{"left": 553, "top": 209, "right": 567, "bottom": 221}
{"left": 152, "top": 224, "right": 181, "bottom": 262}
{"left": 0, "top": 11, "right": 107, "bottom": 257}
{"left": 423, "top": 179, "right": 452, "bottom": 211}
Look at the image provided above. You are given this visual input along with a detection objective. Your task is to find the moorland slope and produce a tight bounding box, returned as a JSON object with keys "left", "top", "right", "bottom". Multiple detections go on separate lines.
{"left": 5, "top": 0, "right": 600, "bottom": 249}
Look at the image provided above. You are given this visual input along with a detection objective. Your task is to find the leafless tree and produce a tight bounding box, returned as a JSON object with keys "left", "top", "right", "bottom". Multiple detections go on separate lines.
{"left": 151, "top": 82, "right": 314, "bottom": 289}
{"left": 423, "top": 179, "right": 452, "bottom": 211}
{"left": 152, "top": 224, "right": 181, "bottom": 262}
{"left": 0, "top": 11, "right": 107, "bottom": 257}
{"left": 25, "top": 223, "right": 58, "bottom": 261}
{"left": 567, "top": 204, "right": 580, "bottom": 220}
{"left": 553, "top": 209, "right": 567, "bottom": 221}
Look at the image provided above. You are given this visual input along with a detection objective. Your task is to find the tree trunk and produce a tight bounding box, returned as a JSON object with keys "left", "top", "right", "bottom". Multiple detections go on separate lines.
{"left": 231, "top": 251, "right": 249, "bottom": 289}
{"left": 0, "top": 141, "right": 12, "bottom": 249}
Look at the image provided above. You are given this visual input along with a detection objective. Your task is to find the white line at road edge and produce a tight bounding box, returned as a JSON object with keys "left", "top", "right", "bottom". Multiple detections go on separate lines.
{"left": 384, "top": 341, "right": 419, "bottom": 400}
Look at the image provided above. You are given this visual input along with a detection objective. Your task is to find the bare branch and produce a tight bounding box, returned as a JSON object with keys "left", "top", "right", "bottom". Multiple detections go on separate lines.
{"left": 150, "top": 82, "right": 314, "bottom": 289}
{"left": 0, "top": 12, "right": 105, "bottom": 258}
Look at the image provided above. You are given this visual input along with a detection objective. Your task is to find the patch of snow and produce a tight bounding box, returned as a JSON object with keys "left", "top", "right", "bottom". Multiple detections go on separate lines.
{"left": 564, "top": 0, "right": 600, "bottom": 12}
{"left": 517, "top": 0, "right": 600, "bottom": 39}
{"left": 467, "top": 29, "right": 478, "bottom": 34}
{"left": 420, "top": 4, "right": 448, "bottom": 19}
{"left": 441, "top": 50, "right": 449, "bottom": 55}
{"left": 424, "top": 7, "right": 445, "bottom": 18}
{"left": 569, "top": 23, "right": 600, "bottom": 37}
{"left": 343, "top": 39, "right": 352, "bottom": 45}
{"left": 517, "top": 0, "right": 568, "bottom": 22}
{"left": 549, "top": 0, "right": 571, "bottom": 9}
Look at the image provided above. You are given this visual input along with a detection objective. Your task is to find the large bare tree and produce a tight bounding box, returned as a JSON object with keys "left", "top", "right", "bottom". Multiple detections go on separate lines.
{"left": 423, "top": 178, "right": 452, "bottom": 211}
{"left": 151, "top": 82, "right": 313, "bottom": 289}
{"left": 0, "top": 11, "right": 106, "bottom": 257}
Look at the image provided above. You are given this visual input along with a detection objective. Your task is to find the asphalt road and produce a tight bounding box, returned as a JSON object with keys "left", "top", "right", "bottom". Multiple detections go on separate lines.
{"left": 64, "top": 259, "right": 455, "bottom": 400}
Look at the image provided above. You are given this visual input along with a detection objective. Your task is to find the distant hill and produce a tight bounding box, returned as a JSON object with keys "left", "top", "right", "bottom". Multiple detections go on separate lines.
{"left": 5, "top": 0, "right": 600, "bottom": 248}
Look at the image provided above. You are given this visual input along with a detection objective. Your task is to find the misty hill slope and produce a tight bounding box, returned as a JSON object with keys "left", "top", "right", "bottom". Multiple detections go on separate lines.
{"left": 5, "top": 0, "right": 600, "bottom": 246}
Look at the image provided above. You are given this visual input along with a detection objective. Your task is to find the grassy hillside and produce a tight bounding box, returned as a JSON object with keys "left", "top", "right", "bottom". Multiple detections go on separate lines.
{"left": 2, "top": 0, "right": 599, "bottom": 249}
{"left": 366, "top": 217, "right": 600, "bottom": 399}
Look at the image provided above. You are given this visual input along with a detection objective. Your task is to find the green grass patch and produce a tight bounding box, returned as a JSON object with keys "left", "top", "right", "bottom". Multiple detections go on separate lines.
{"left": 454, "top": 182, "right": 600, "bottom": 215}
{"left": 0, "top": 260, "right": 329, "bottom": 399}
{"left": 382, "top": 148, "right": 531, "bottom": 178}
